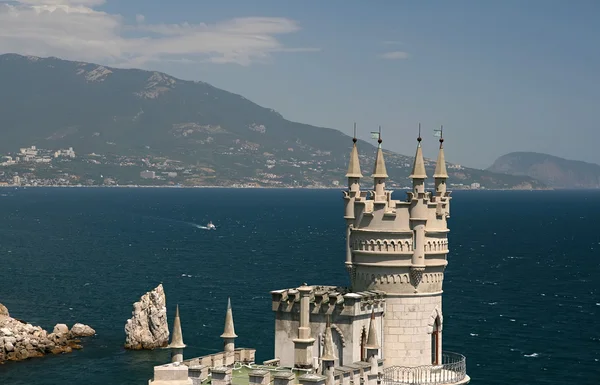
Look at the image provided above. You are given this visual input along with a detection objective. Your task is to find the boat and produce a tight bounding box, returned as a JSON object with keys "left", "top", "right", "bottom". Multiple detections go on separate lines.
{"left": 206, "top": 221, "right": 216, "bottom": 230}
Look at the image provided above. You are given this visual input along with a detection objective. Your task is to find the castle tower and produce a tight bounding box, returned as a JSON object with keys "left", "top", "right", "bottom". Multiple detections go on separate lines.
{"left": 220, "top": 298, "right": 237, "bottom": 354}
{"left": 167, "top": 305, "right": 186, "bottom": 363}
{"left": 320, "top": 316, "right": 336, "bottom": 385}
{"left": 270, "top": 123, "right": 466, "bottom": 384}
{"left": 346, "top": 123, "right": 459, "bottom": 371}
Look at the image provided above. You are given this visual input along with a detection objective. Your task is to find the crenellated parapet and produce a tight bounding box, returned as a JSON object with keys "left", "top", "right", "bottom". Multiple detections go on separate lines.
{"left": 342, "top": 125, "right": 452, "bottom": 295}
{"left": 270, "top": 285, "right": 385, "bottom": 317}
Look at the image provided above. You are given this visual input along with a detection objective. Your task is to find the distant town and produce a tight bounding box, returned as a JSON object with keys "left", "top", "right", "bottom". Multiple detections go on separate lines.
{"left": 0, "top": 144, "right": 488, "bottom": 189}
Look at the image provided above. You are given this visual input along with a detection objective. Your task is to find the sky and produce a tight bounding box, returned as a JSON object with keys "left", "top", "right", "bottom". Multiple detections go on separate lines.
{"left": 0, "top": 0, "right": 599, "bottom": 168}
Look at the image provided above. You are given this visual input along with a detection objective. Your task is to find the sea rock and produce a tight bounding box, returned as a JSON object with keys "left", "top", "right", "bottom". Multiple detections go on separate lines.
{"left": 0, "top": 303, "right": 9, "bottom": 317}
{"left": 124, "top": 283, "right": 169, "bottom": 350}
{"left": 53, "top": 324, "right": 69, "bottom": 335}
{"left": 70, "top": 323, "right": 96, "bottom": 337}
{"left": 0, "top": 310, "right": 94, "bottom": 364}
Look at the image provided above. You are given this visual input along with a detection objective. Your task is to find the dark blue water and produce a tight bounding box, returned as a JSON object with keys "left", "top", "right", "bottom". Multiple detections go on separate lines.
{"left": 0, "top": 188, "right": 598, "bottom": 385}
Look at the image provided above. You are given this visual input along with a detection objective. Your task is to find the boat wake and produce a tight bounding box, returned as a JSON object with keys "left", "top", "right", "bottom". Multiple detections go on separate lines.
{"left": 141, "top": 215, "right": 215, "bottom": 230}
{"left": 187, "top": 221, "right": 216, "bottom": 230}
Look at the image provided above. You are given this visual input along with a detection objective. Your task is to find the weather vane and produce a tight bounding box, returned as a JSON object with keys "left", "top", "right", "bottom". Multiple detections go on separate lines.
{"left": 370, "top": 126, "right": 382, "bottom": 144}
{"left": 434, "top": 125, "right": 444, "bottom": 144}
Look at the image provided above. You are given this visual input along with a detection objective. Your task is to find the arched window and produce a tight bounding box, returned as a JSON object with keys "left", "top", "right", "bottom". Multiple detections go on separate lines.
{"left": 431, "top": 317, "right": 441, "bottom": 365}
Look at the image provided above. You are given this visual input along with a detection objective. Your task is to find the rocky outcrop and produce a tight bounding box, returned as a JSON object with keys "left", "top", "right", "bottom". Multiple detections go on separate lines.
{"left": 124, "top": 284, "right": 169, "bottom": 350}
{"left": 70, "top": 323, "right": 96, "bottom": 338}
{"left": 53, "top": 324, "right": 69, "bottom": 335}
{"left": 0, "top": 303, "right": 95, "bottom": 364}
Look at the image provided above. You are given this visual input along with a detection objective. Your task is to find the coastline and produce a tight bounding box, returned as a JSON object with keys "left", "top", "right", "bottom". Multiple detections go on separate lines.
{"left": 0, "top": 184, "right": 556, "bottom": 191}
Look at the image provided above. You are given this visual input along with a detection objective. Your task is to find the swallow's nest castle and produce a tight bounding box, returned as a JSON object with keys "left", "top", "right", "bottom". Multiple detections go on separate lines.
{"left": 147, "top": 130, "right": 469, "bottom": 385}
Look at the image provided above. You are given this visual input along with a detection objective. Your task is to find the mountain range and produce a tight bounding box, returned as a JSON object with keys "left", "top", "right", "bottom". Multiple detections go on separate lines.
{"left": 0, "top": 53, "right": 544, "bottom": 189}
{"left": 488, "top": 152, "right": 600, "bottom": 189}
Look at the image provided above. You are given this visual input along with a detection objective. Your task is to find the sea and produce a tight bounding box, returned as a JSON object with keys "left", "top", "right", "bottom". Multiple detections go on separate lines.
{"left": 0, "top": 187, "right": 598, "bottom": 385}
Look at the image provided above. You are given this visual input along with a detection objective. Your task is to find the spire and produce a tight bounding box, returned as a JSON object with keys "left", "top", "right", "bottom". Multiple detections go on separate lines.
{"left": 168, "top": 304, "right": 186, "bottom": 349}
{"left": 321, "top": 316, "right": 337, "bottom": 361}
{"left": 371, "top": 126, "right": 388, "bottom": 178}
{"left": 433, "top": 125, "right": 448, "bottom": 179}
{"left": 410, "top": 123, "right": 427, "bottom": 179}
{"left": 365, "top": 309, "right": 379, "bottom": 350}
{"left": 346, "top": 123, "right": 363, "bottom": 178}
{"left": 220, "top": 298, "right": 238, "bottom": 339}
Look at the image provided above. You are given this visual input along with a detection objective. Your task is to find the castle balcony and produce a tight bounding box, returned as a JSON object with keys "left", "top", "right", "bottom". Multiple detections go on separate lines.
{"left": 382, "top": 352, "right": 469, "bottom": 385}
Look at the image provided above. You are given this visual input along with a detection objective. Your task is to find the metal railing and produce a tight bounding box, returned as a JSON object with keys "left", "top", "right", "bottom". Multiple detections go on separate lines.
{"left": 382, "top": 352, "right": 467, "bottom": 385}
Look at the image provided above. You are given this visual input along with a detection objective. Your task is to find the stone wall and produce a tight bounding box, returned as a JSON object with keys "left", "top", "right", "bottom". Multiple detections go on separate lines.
{"left": 273, "top": 308, "right": 383, "bottom": 368}
{"left": 383, "top": 294, "right": 442, "bottom": 367}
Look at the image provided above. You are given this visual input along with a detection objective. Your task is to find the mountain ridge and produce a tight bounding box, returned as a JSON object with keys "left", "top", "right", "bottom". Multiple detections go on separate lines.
{"left": 488, "top": 151, "right": 600, "bottom": 189}
{"left": 0, "top": 53, "right": 544, "bottom": 189}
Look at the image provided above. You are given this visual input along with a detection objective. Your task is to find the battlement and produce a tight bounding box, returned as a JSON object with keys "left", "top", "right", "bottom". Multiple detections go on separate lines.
{"left": 271, "top": 286, "right": 385, "bottom": 317}
{"left": 182, "top": 348, "right": 256, "bottom": 370}
{"left": 346, "top": 193, "right": 450, "bottom": 226}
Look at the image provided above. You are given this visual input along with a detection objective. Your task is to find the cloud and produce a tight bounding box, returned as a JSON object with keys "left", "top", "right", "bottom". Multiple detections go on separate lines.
{"left": 15, "top": 0, "right": 106, "bottom": 5}
{"left": 0, "top": 0, "right": 319, "bottom": 66}
{"left": 379, "top": 51, "right": 410, "bottom": 60}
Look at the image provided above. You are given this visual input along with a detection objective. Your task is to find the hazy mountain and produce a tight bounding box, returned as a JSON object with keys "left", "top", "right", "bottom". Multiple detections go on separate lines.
{"left": 0, "top": 53, "right": 544, "bottom": 189}
{"left": 488, "top": 152, "right": 600, "bottom": 189}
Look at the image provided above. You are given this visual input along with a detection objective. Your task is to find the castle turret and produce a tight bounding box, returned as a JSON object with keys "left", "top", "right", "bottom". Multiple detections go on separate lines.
{"left": 293, "top": 284, "right": 315, "bottom": 369}
{"left": 371, "top": 128, "right": 388, "bottom": 202}
{"left": 321, "top": 316, "right": 336, "bottom": 385}
{"left": 409, "top": 127, "right": 428, "bottom": 272}
{"left": 345, "top": 123, "right": 363, "bottom": 193}
{"left": 220, "top": 298, "right": 237, "bottom": 353}
{"left": 364, "top": 310, "right": 380, "bottom": 384}
{"left": 364, "top": 310, "right": 379, "bottom": 361}
{"left": 344, "top": 125, "right": 363, "bottom": 281}
{"left": 168, "top": 305, "right": 186, "bottom": 363}
{"left": 410, "top": 125, "right": 427, "bottom": 194}
{"left": 433, "top": 126, "right": 448, "bottom": 197}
